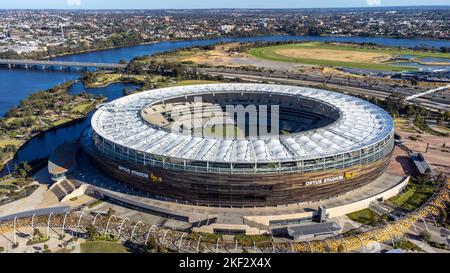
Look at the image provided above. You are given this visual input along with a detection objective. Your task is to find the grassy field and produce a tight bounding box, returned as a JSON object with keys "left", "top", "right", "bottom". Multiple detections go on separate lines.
{"left": 73, "top": 102, "right": 94, "bottom": 113}
{"left": 394, "top": 118, "right": 417, "bottom": 133}
{"left": 389, "top": 179, "right": 436, "bottom": 211}
{"left": 248, "top": 42, "right": 450, "bottom": 71}
{"left": 174, "top": 80, "right": 221, "bottom": 86}
{"left": 347, "top": 208, "right": 377, "bottom": 225}
{"left": 80, "top": 242, "right": 129, "bottom": 253}
{"left": 51, "top": 118, "right": 72, "bottom": 127}
{"left": 0, "top": 138, "right": 22, "bottom": 148}
{"left": 86, "top": 73, "right": 149, "bottom": 88}
{"left": 87, "top": 199, "right": 104, "bottom": 208}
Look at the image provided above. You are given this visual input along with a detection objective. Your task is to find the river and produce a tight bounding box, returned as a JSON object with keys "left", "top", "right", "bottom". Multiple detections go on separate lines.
{"left": 1, "top": 34, "right": 450, "bottom": 167}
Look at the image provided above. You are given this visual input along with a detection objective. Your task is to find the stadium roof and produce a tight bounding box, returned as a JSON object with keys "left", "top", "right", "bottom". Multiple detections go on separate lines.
{"left": 91, "top": 84, "right": 394, "bottom": 164}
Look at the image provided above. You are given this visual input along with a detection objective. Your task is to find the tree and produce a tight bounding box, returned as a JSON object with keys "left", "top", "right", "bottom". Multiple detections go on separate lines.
{"left": 384, "top": 94, "right": 405, "bottom": 117}
{"left": 86, "top": 224, "right": 98, "bottom": 241}
{"left": 419, "top": 231, "right": 431, "bottom": 242}
{"left": 439, "top": 207, "right": 447, "bottom": 227}
{"left": 147, "top": 236, "right": 158, "bottom": 252}
{"left": 106, "top": 207, "right": 115, "bottom": 219}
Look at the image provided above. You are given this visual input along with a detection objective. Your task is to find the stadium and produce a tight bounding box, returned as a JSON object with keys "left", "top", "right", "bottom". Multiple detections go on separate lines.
{"left": 81, "top": 83, "right": 395, "bottom": 208}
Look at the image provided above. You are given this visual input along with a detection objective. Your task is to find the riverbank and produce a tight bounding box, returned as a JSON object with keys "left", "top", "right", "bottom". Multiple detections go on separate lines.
{"left": 0, "top": 81, "right": 106, "bottom": 169}
{"left": 26, "top": 33, "right": 450, "bottom": 61}
{"left": 82, "top": 73, "right": 149, "bottom": 88}
{"left": 43, "top": 41, "right": 160, "bottom": 60}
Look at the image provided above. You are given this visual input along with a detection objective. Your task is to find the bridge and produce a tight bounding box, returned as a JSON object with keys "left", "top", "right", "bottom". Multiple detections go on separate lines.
{"left": 0, "top": 58, "right": 127, "bottom": 70}
{"left": 405, "top": 84, "right": 450, "bottom": 101}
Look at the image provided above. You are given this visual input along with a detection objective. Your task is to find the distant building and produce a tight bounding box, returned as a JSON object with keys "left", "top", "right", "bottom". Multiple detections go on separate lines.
{"left": 219, "top": 25, "right": 235, "bottom": 33}
{"left": 8, "top": 30, "right": 32, "bottom": 39}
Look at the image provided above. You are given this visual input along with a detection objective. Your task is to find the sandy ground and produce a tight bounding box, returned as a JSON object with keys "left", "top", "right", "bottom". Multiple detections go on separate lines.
{"left": 182, "top": 43, "right": 308, "bottom": 72}
{"left": 395, "top": 119, "right": 450, "bottom": 174}
{"left": 274, "top": 48, "right": 391, "bottom": 63}
{"left": 0, "top": 184, "right": 59, "bottom": 218}
{"left": 386, "top": 146, "right": 420, "bottom": 177}
{"left": 386, "top": 117, "right": 449, "bottom": 176}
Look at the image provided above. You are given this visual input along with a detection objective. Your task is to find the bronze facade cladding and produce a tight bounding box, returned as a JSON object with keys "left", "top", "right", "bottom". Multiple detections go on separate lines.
{"left": 83, "top": 140, "right": 392, "bottom": 207}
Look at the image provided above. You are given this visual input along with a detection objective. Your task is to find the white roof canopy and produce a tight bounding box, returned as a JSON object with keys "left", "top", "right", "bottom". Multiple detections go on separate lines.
{"left": 91, "top": 84, "right": 394, "bottom": 164}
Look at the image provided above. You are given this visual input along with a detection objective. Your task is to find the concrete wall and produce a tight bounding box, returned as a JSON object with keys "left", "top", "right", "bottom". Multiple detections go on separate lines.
{"left": 61, "top": 184, "right": 89, "bottom": 203}
{"left": 193, "top": 223, "right": 268, "bottom": 236}
{"left": 326, "top": 176, "right": 409, "bottom": 218}
{"left": 243, "top": 176, "right": 409, "bottom": 228}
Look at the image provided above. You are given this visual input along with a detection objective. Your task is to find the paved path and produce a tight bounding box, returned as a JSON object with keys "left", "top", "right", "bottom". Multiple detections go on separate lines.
{"left": 0, "top": 184, "right": 59, "bottom": 218}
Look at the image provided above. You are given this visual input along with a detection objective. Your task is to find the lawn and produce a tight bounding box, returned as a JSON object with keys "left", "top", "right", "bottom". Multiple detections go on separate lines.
{"left": 87, "top": 73, "right": 123, "bottom": 87}
{"left": 389, "top": 179, "right": 436, "bottom": 211}
{"left": 248, "top": 42, "right": 450, "bottom": 71}
{"left": 73, "top": 103, "right": 94, "bottom": 113}
{"left": 347, "top": 208, "right": 377, "bottom": 225}
{"left": 393, "top": 239, "right": 424, "bottom": 252}
{"left": 80, "top": 242, "right": 129, "bottom": 253}
{"left": 52, "top": 118, "right": 72, "bottom": 127}
{"left": 174, "top": 80, "right": 221, "bottom": 86}
{"left": 390, "top": 188, "right": 416, "bottom": 207}
{"left": 87, "top": 199, "right": 104, "bottom": 208}
{"left": 86, "top": 73, "right": 148, "bottom": 88}
{"left": 394, "top": 118, "right": 416, "bottom": 133}
{"left": 0, "top": 138, "right": 21, "bottom": 148}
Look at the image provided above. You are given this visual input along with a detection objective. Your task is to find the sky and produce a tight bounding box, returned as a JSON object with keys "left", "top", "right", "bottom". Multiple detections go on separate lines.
{"left": 1, "top": 0, "right": 449, "bottom": 9}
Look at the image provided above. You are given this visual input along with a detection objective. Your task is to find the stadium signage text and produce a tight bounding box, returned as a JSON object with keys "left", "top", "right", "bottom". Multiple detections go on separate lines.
{"left": 305, "top": 175, "right": 344, "bottom": 186}
{"left": 118, "top": 165, "right": 162, "bottom": 183}
{"left": 118, "top": 165, "right": 149, "bottom": 178}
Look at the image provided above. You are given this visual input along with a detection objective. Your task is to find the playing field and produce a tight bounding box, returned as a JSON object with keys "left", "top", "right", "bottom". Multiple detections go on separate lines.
{"left": 275, "top": 47, "right": 391, "bottom": 63}
{"left": 248, "top": 42, "right": 450, "bottom": 71}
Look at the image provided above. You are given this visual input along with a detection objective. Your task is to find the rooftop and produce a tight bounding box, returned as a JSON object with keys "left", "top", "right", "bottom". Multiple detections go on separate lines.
{"left": 91, "top": 84, "right": 394, "bottom": 164}
{"left": 287, "top": 222, "right": 341, "bottom": 237}
{"left": 48, "top": 143, "right": 79, "bottom": 175}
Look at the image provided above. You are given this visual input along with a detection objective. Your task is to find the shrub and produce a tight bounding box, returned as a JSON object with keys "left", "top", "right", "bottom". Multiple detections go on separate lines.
{"left": 419, "top": 231, "right": 431, "bottom": 242}
{"left": 146, "top": 237, "right": 158, "bottom": 252}
{"left": 235, "top": 235, "right": 272, "bottom": 247}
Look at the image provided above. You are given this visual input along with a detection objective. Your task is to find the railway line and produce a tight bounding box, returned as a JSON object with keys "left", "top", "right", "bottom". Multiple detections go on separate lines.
{"left": 196, "top": 68, "right": 449, "bottom": 112}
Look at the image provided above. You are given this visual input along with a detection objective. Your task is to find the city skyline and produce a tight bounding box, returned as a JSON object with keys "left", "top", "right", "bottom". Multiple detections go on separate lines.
{"left": 1, "top": 0, "right": 450, "bottom": 9}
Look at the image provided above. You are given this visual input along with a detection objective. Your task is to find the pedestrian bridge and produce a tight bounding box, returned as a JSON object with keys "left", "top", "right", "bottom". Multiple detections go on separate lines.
{"left": 405, "top": 84, "right": 450, "bottom": 101}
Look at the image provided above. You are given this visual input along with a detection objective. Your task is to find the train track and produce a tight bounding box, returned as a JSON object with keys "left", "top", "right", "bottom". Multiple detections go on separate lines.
{"left": 197, "top": 68, "right": 449, "bottom": 112}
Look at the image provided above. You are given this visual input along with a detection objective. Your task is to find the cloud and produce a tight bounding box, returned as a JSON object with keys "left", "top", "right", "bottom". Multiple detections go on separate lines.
{"left": 367, "top": 0, "right": 382, "bottom": 6}
{"left": 66, "top": 0, "right": 82, "bottom": 6}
